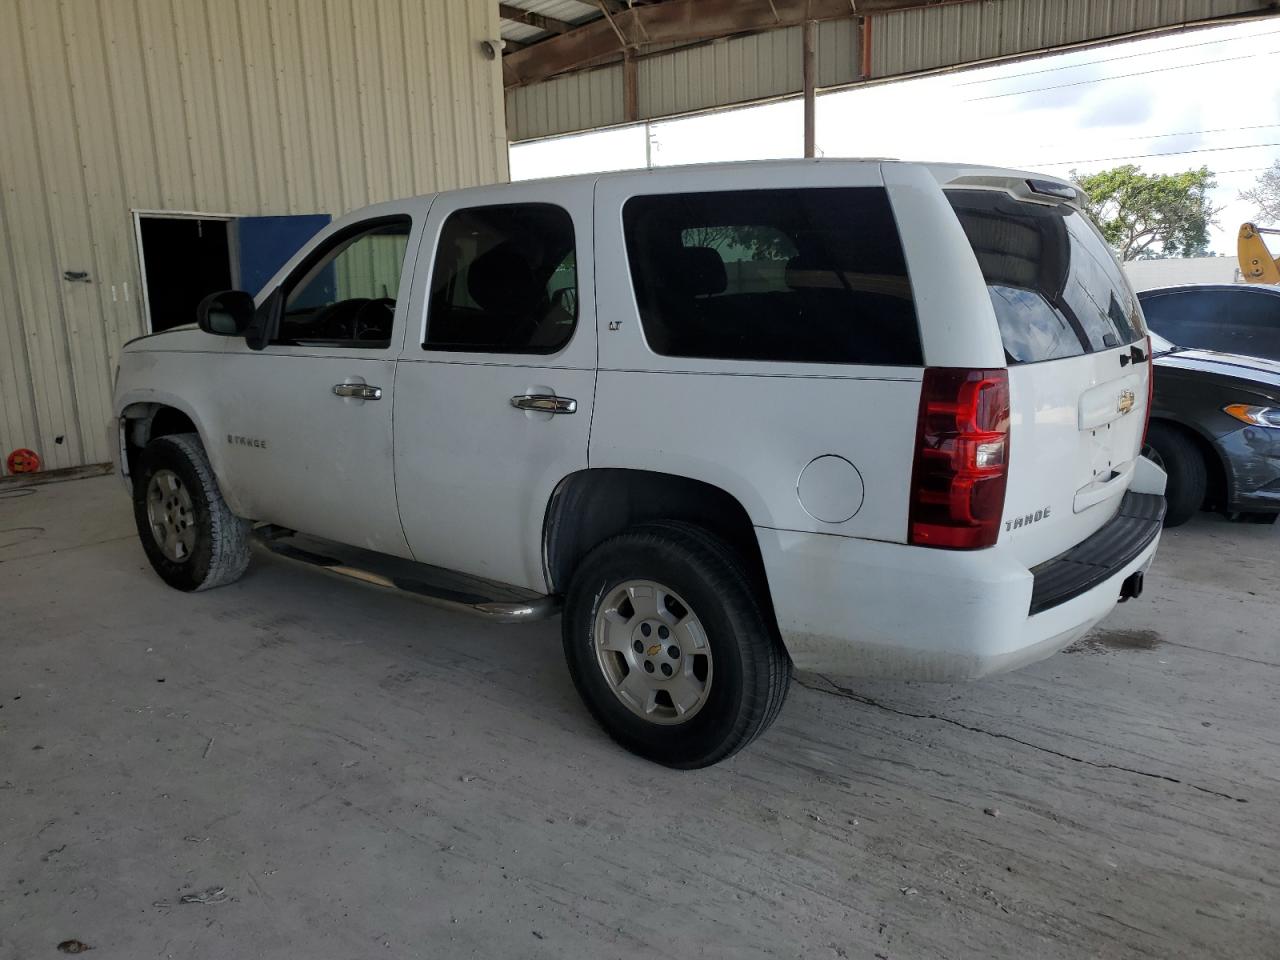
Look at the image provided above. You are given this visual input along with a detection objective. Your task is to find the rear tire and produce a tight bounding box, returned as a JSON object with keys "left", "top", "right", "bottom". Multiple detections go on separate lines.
{"left": 1146, "top": 422, "right": 1207, "bottom": 528}
{"left": 132, "top": 433, "right": 251, "bottom": 591}
{"left": 562, "top": 521, "right": 791, "bottom": 769}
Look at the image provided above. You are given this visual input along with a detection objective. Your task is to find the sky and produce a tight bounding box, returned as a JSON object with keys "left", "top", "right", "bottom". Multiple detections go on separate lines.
{"left": 509, "top": 18, "right": 1280, "bottom": 257}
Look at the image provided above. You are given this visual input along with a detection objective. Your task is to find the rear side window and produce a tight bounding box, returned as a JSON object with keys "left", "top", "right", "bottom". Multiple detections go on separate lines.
{"left": 426, "top": 203, "right": 577, "bottom": 354}
{"left": 622, "top": 188, "right": 921, "bottom": 365}
{"left": 947, "top": 190, "right": 1145, "bottom": 364}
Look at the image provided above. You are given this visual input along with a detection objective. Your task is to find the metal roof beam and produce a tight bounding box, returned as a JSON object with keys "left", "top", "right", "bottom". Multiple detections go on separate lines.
{"left": 498, "top": 3, "right": 576, "bottom": 35}
{"left": 503, "top": 0, "right": 969, "bottom": 87}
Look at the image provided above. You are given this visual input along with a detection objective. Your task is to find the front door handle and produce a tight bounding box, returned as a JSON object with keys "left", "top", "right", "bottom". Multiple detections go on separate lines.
{"left": 333, "top": 383, "right": 382, "bottom": 401}
{"left": 510, "top": 394, "right": 576, "bottom": 415}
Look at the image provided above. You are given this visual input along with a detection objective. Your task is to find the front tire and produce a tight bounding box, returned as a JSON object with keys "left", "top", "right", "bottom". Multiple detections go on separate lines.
{"left": 1146, "top": 422, "right": 1207, "bottom": 528}
{"left": 562, "top": 522, "right": 791, "bottom": 768}
{"left": 132, "top": 433, "right": 251, "bottom": 591}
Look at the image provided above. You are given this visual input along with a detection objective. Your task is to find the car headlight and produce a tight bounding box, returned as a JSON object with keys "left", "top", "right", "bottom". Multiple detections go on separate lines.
{"left": 1223, "top": 403, "right": 1280, "bottom": 428}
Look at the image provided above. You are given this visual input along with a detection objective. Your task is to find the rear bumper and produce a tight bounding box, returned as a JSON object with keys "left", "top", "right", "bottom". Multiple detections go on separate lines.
{"left": 1029, "top": 492, "right": 1164, "bottom": 613}
{"left": 757, "top": 506, "right": 1162, "bottom": 681}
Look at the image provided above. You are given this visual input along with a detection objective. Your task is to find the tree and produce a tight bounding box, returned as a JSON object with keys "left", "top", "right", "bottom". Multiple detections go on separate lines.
{"left": 1240, "top": 159, "right": 1280, "bottom": 224}
{"left": 1073, "top": 164, "right": 1219, "bottom": 260}
{"left": 680, "top": 224, "right": 794, "bottom": 260}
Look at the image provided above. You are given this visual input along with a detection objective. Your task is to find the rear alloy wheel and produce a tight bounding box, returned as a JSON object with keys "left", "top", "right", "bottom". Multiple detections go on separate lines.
{"left": 592, "top": 579, "right": 715, "bottom": 725}
{"left": 1145, "top": 421, "right": 1207, "bottom": 528}
{"left": 562, "top": 522, "right": 791, "bottom": 768}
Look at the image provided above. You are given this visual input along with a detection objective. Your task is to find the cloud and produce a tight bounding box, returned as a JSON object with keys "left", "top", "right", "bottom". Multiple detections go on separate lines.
{"left": 1080, "top": 90, "right": 1155, "bottom": 127}
{"left": 1008, "top": 80, "right": 1094, "bottom": 112}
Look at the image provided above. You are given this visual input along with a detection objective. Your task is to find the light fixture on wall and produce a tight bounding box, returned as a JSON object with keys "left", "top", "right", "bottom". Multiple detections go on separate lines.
{"left": 479, "top": 38, "right": 506, "bottom": 60}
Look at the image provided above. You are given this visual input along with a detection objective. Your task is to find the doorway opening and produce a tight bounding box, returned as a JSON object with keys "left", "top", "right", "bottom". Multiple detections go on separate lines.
{"left": 134, "top": 212, "right": 235, "bottom": 333}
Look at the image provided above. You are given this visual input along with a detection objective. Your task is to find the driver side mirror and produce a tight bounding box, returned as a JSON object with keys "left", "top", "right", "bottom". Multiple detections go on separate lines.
{"left": 197, "top": 290, "right": 255, "bottom": 336}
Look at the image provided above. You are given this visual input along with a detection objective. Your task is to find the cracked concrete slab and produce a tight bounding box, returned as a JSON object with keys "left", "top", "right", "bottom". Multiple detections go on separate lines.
{"left": 1, "top": 476, "right": 1277, "bottom": 959}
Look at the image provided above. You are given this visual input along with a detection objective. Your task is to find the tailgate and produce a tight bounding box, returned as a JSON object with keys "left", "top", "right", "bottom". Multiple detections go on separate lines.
{"left": 947, "top": 187, "right": 1150, "bottom": 568}
{"left": 1006, "top": 347, "right": 1148, "bottom": 565}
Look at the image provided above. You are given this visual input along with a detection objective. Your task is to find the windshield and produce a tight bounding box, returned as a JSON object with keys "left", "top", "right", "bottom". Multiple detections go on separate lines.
{"left": 946, "top": 189, "right": 1145, "bottom": 364}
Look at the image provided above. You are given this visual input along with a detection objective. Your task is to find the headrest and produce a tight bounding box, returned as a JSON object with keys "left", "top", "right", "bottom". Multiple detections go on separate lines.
{"left": 467, "top": 242, "right": 541, "bottom": 315}
{"left": 678, "top": 245, "right": 727, "bottom": 296}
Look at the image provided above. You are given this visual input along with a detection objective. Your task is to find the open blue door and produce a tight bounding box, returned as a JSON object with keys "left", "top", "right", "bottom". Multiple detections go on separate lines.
{"left": 231, "top": 214, "right": 331, "bottom": 296}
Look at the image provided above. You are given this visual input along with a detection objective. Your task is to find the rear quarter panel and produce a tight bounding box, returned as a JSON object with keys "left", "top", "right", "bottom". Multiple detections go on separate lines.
{"left": 590, "top": 162, "right": 923, "bottom": 542}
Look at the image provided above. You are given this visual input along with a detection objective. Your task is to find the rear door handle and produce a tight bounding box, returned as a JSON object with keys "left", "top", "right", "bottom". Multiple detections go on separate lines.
{"left": 510, "top": 394, "right": 576, "bottom": 415}
{"left": 333, "top": 383, "right": 382, "bottom": 401}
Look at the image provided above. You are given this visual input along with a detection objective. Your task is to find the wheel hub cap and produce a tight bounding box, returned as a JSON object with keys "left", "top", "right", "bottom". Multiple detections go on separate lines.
{"left": 146, "top": 469, "right": 196, "bottom": 563}
{"left": 593, "top": 580, "right": 713, "bottom": 725}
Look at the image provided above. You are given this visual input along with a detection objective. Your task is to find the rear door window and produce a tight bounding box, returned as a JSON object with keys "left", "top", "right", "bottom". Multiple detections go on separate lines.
{"left": 622, "top": 188, "right": 921, "bottom": 365}
{"left": 946, "top": 190, "right": 1144, "bottom": 364}
{"left": 426, "top": 203, "right": 577, "bottom": 354}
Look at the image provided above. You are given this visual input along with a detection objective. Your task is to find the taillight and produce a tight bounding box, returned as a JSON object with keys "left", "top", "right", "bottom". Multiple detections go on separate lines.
{"left": 908, "top": 368, "right": 1011, "bottom": 550}
{"left": 1143, "top": 334, "right": 1153, "bottom": 445}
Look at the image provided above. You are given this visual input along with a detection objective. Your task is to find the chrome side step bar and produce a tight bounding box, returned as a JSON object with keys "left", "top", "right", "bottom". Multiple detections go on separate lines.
{"left": 254, "top": 529, "right": 559, "bottom": 623}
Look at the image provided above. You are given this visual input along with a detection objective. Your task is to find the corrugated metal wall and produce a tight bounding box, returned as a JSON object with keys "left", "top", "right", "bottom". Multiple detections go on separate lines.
{"left": 871, "top": 0, "right": 1266, "bottom": 76}
{"left": 506, "top": 19, "right": 862, "bottom": 141}
{"left": 0, "top": 0, "right": 507, "bottom": 473}
{"left": 505, "top": 0, "right": 1271, "bottom": 141}
{"left": 507, "top": 63, "right": 628, "bottom": 143}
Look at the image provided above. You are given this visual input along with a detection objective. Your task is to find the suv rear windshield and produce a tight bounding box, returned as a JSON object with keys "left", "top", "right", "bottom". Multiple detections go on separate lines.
{"left": 622, "top": 188, "right": 921, "bottom": 365}
{"left": 946, "top": 189, "right": 1145, "bottom": 364}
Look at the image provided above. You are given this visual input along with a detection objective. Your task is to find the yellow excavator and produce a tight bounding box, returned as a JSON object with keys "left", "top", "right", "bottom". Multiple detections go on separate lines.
{"left": 1238, "top": 222, "right": 1280, "bottom": 283}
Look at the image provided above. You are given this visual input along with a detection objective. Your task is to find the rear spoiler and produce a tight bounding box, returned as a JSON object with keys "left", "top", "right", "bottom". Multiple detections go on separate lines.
{"left": 942, "top": 174, "right": 1086, "bottom": 210}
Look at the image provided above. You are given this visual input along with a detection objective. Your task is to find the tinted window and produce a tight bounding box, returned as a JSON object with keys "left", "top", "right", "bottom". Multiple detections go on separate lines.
{"left": 426, "top": 203, "right": 576, "bottom": 354}
{"left": 947, "top": 190, "right": 1144, "bottom": 364}
{"left": 276, "top": 218, "right": 410, "bottom": 348}
{"left": 1140, "top": 288, "right": 1280, "bottom": 361}
{"left": 622, "top": 188, "right": 921, "bottom": 365}
{"left": 1138, "top": 290, "right": 1210, "bottom": 345}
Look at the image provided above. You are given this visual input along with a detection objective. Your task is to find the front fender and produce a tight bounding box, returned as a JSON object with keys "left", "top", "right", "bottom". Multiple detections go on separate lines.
{"left": 115, "top": 386, "right": 249, "bottom": 518}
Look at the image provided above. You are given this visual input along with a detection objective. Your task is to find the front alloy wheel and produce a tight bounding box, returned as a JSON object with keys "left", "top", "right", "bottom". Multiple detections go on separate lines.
{"left": 132, "top": 433, "right": 251, "bottom": 592}
{"left": 145, "top": 469, "right": 197, "bottom": 562}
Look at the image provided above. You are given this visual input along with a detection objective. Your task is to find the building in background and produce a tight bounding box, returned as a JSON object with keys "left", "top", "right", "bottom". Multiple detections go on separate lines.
{"left": 1125, "top": 256, "right": 1242, "bottom": 292}
{"left": 0, "top": 0, "right": 507, "bottom": 474}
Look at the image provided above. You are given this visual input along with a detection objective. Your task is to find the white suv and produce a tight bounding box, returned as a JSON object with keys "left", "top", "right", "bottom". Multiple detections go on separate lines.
{"left": 113, "top": 160, "right": 1166, "bottom": 768}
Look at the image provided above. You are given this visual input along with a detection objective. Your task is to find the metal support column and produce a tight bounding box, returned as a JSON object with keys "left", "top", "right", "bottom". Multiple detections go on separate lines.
{"left": 802, "top": 19, "right": 816, "bottom": 158}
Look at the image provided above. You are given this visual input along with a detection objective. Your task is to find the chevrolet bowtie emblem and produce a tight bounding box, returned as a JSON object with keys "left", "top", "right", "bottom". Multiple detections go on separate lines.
{"left": 1117, "top": 389, "right": 1136, "bottom": 415}
{"left": 647, "top": 643, "right": 662, "bottom": 656}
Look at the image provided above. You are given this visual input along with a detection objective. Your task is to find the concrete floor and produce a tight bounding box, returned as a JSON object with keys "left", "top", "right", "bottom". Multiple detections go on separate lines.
{"left": 1, "top": 476, "right": 1277, "bottom": 960}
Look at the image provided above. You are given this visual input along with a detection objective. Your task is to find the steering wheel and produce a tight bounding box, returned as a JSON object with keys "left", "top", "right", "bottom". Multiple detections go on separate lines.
{"left": 354, "top": 298, "right": 395, "bottom": 341}
{"left": 306, "top": 298, "right": 367, "bottom": 339}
